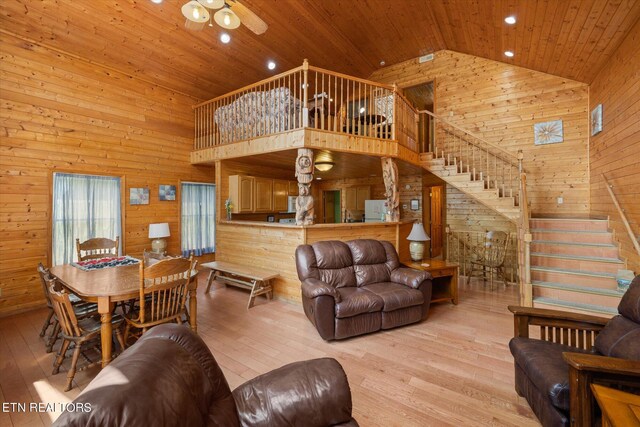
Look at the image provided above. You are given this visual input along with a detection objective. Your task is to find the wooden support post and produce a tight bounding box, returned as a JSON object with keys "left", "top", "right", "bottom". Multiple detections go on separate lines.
{"left": 302, "top": 59, "right": 309, "bottom": 127}
{"left": 381, "top": 157, "right": 399, "bottom": 222}
{"left": 295, "top": 148, "right": 314, "bottom": 225}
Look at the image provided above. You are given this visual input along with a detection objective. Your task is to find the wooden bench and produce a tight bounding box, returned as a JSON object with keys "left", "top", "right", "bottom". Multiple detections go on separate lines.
{"left": 201, "top": 261, "right": 279, "bottom": 309}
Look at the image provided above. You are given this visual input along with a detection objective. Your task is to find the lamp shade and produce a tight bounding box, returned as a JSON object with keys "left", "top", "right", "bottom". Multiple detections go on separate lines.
{"left": 406, "top": 223, "right": 430, "bottom": 241}
{"left": 149, "top": 223, "right": 170, "bottom": 239}
{"left": 314, "top": 161, "right": 334, "bottom": 172}
{"left": 214, "top": 6, "right": 241, "bottom": 29}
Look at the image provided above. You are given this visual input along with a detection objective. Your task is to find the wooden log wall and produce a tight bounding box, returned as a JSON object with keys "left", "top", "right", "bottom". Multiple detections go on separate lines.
{"left": 588, "top": 20, "right": 640, "bottom": 273}
{"left": 370, "top": 50, "right": 590, "bottom": 217}
{"left": 0, "top": 33, "right": 214, "bottom": 316}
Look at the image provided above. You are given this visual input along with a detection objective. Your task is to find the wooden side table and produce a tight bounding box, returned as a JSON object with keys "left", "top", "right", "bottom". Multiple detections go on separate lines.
{"left": 404, "top": 259, "right": 459, "bottom": 305}
{"left": 591, "top": 384, "right": 640, "bottom": 427}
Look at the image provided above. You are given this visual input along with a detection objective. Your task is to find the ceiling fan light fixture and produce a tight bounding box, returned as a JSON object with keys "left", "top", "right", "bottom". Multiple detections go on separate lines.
{"left": 197, "top": 0, "right": 224, "bottom": 8}
{"left": 314, "top": 161, "right": 335, "bottom": 172}
{"left": 214, "top": 6, "right": 241, "bottom": 30}
{"left": 182, "top": 1, "right": 209, "bottom": 23}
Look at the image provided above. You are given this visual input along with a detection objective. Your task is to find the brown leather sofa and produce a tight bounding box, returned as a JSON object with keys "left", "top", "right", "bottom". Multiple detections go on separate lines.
{"left": 53, "top": 324, "right": 359, "bottom": 427}
{"left": 295, "top": 239, "right": 432, "bottom": 340}
{"left": 508, "top": 275, "right": 640, "bottom": 427}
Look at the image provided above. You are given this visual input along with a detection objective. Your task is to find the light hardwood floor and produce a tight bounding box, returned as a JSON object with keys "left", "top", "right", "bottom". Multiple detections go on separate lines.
{"left": 0, "top": 274, "right": 539, "bottom": 426}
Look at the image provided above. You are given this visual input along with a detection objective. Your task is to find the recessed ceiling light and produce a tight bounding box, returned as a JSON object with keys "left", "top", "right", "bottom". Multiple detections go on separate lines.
{"left": 220, "top": 33, "right": 230, "bottom": 43}
{"left": 267, "top": 61, "right": 276, "bottom": 70}
{"left": 504, "top": 51, "right": 514, "bottom": 57}
{"left": 504, "top": 16, "right": 516, "bottom": 24}
{"left": 379, "top": 60, "right": 386, "bottom": 66}
{"left": 151, "top": 0, "right": 163, "bottom": 3}
{"left": 316, "top": 177, "right": 322, "bottom": 180}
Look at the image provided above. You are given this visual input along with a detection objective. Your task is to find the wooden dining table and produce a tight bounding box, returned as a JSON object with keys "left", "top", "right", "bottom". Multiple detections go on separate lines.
{"left": 49, "top": 262, "right": 198, "bottom": 367}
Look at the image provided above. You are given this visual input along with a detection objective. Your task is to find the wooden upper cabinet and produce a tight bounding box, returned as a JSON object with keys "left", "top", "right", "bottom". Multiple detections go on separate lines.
{"left": 345, "top": 185, "right": 371, "bottom": 211}
{"left": 254, "top": 177, "right": 274, "bottom": 212}
{"left": 273, "top": 180, "right": 289, "bottom": 212}
{"left": 356, "top": 186, "right": 371, "bottom": 211}
{"left": 229, "top": 175, "right": 254, "bottom": 213}
{"left": 288, "top": 181, "right": 298, "bottom": 196}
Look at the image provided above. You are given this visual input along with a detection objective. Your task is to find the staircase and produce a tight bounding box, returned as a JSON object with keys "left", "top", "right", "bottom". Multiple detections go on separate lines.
{"left": 530, "top": 218, "right": 625, "bottom": 317}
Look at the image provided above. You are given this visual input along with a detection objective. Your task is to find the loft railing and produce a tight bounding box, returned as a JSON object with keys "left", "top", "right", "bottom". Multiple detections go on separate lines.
{"left": 193, "top": 60, "right": 419, "bottom": 151}
{"left": 418, "top": 110, "right": 523, "bottom": 205}
{"left": 445, "top": 228, "right": 518, "bottom": 283}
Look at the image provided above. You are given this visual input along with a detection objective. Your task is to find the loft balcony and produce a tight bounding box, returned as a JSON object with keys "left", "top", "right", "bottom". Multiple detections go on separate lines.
{"left": 190, "top": 60, "right": 421, "bottom": 166}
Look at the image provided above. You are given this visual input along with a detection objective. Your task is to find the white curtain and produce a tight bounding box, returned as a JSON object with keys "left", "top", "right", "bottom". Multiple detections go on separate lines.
{"left": 52, "top": 173, "right": 121, "bottom": 265}
{"left": 181, "top": 183, "right": 215, "bottom": 257}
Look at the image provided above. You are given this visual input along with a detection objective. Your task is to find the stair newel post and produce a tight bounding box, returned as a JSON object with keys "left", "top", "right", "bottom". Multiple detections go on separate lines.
{"left": 302, "top": 59, "right": 309, "bottom": 128}
{"left": 392, "top": 84, "right": 397, "bottom": 141}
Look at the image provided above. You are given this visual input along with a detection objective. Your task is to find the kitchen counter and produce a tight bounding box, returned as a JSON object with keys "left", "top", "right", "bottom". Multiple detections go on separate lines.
{"left": 220, "top": 219, "right": 413, "bottom": 228}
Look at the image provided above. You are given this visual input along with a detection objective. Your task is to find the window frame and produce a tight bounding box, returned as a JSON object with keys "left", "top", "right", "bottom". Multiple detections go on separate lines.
{"left": 179, "top": 180, "right": 216, "bottom": 257}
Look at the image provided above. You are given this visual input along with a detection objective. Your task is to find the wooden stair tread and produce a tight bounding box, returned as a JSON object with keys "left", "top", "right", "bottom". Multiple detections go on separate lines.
{"left": 532, "top": 229, "right": 612, "bottom": 234}
{"left": 533, "top": 297, "right": 619, "bottom": 315}
{"left": 530, "top": 266, "right": 617, "bottom": 278}
{"left": 532, "top": 240, "right": 617, "bottom": 248}
{"left": 531, "top": 252, "right": 624, "bottom": 264}
{"left": 532, "top": 281, "right": 625, "bottom": 297}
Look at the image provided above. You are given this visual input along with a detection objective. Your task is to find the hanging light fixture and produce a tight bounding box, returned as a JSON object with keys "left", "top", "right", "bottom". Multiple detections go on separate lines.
{"left": 197, "top": 0, "right": 224, "bottom": 8}
{"left": 214, "top": 5, "right": 241, "bottom": 29}
{"left": 314, "top": 161, "right": 335, "bottom": 172}
{"left": 181, "top": 0, "right": 209, "bottom": 23}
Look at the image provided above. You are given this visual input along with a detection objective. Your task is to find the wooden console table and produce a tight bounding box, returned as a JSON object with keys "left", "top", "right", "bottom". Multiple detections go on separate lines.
{"left": 591, "top": 384, "right": 640, "bottom": 427}
{"left": 202, "top": 261, "right": 279, "bottom": 309}
{"left": 404, "top": 259, "right": 459, "bottom": 305}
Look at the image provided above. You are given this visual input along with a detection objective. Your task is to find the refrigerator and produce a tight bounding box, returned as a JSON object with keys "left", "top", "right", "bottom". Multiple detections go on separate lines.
{"left": 364, "top": 200, "right": 387, "bottom": 222}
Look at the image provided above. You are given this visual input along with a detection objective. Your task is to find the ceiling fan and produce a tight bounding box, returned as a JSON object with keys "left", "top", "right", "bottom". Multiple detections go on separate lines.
{"left": 181, "top": 0, "right": 268, "bottom": 35}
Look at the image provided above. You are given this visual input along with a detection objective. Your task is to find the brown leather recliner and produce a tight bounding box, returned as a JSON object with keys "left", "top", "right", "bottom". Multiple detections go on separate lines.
{"left": 296, "top": 239, "right": 432, "bottom": 340}
{"left": 53, "top": 324, "right": 359, "bottom": 427}
{"left": 508, "top": 275, "right": 640, "bottom": 427}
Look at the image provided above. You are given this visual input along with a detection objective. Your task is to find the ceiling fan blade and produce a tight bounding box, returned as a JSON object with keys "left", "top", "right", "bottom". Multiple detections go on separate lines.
{"left": 228, "top": 0, "right": 268, "bottom": 35}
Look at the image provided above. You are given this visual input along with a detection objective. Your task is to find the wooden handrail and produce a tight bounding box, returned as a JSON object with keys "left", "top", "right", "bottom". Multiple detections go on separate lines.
{"left": 417, "top": 109, "right": 521, "bottom": 169}
{"left": 194, "top": 64, "right": 306, "bottom": 108}
{"left": 307, "top": 65, "right": 395, "bottom": 90}
{"left": 602, "top": 173, "right": 640, "bottom": 257}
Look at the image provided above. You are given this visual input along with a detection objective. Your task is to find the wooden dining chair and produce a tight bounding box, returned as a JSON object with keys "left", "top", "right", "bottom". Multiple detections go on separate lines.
{"left": 48, "top": 278, "right": 125, "bottom": 391}
{"left": 124, "top": 255, "right": 195, "bottom": 344}
{"left": 76, "top": 237, "right": 119, "bottom": 261}
{"left": 466, "top": 230, "right": 510, "bottom": 287}
{"left": 37, "top": 263, "right": 98, "bottom": 353}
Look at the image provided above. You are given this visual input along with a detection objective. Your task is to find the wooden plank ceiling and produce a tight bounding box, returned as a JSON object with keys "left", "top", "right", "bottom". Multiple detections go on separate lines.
{"left": 1, "top": 0, "right": 638, "bottom": 101}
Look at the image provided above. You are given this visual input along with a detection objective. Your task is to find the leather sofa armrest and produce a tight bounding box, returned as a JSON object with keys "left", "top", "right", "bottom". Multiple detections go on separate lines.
{"left": 302, "top": 278, "right": 340, "bottom": 302}
{"left": 232, "top": 358, "right": 356, "bottom": 427}
{"left": 390, "top": 268, "right": 431, "bottom": 289}
{"left": 563, "top": 352, "right": 640, "bottom": 427}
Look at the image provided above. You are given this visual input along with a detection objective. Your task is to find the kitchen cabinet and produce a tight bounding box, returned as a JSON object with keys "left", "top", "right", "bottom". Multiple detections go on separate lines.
{"left": 273, "top": 180, "right": 289, "bottom": 212}
{"left": 345, "top": 185, "right": 371, "bottom": 211}
{"left": 254, "top": 177, "right": 274, "bottom": 212}
{"left": 229, "top": 175, "right": 254, "bottom": 213}
{"left": 288, "top": 181, "right": 298, "bottom": 196}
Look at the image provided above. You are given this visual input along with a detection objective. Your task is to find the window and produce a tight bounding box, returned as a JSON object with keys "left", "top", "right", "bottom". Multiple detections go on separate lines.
{"left": 52, "top": 173, "right": 121, "bottom": 265}
{"left": 181, "top": 182, "right": 215, "bottom": 257}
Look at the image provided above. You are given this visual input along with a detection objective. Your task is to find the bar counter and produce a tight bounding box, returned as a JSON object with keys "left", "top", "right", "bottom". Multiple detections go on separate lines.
{"left": 215, "top": 219, "right": 414, "bottom": 303}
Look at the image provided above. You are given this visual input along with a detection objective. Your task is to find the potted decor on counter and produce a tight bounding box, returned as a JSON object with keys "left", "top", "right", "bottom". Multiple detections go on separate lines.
{"left": 225, "top": 199, "right": 233, "bottom": 220}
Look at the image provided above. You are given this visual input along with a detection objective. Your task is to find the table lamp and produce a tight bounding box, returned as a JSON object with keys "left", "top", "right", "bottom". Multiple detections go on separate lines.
{"left": 149, "top": 222, "right": 170, "bottom": 254}
{"left": 406, "top": 222, "right": 430, "bottom": 262}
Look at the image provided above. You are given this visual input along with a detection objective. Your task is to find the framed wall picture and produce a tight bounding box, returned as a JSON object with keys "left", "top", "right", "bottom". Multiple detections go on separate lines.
{"left": 591, "top": 104, "right": 603, "bottom": 136}
{"left": 130, "top": 188, "right": 149, "bottom": 205}
{"left": 410, "top": 199, "right": 420, "bottom": 210}
{"left": 534, "top": 120, "right": 563, "bottom": 145}
{"left": 159, "top": 185, "right": 176, "bottom": 201}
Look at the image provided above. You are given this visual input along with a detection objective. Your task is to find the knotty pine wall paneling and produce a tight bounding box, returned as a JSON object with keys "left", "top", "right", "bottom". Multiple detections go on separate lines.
{"left": 371, "top": 50, "right": 590, "bottom": 219}
{"left": 0, "top": 33, "right": 214, "bottom": 316}
{"left": 588, "top": 20, "right": 640, "bottom": 273}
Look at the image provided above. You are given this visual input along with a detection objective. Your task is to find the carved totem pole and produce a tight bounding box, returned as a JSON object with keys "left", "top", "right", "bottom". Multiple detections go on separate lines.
{"left": 381, "top": 157, "right": 400, "bottom": 222}
{"left": 295, "top": 148, "right": 314, "bottom": 225}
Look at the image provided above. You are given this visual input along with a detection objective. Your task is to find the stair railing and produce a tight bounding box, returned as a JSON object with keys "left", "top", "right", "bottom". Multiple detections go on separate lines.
{"left": 417, "top": 110, "right": 523, "bottom": 206}
{"left": 602, "top": 173, "right": 640, "bottom": 258}
{"left": 517, "top": 164, "right": 533, "bottom": 306}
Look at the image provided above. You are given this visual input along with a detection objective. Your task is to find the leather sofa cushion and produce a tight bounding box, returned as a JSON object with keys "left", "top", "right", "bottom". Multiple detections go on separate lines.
{"left": 335, "top": 287, "right": 383, "bottom": 318}
{"left": 312, "top": 241, "right": 357, "bottom": 288}
{"left": 509, "top": 337, "right": 590, "bottom": 411}
{"left": 363, "top": 282, "right": 424, "bottom": 312}
{"left": 347, "top": 240, "right": 391, "bottom": 286}
{"left": 319, "top": 267, "right": 357, "bottom": 289}
{"left": 594, "top": 315, "right": 640, "bottom": 360}
{"left": 618, "top": 275, "right": 640, "bottom": 323}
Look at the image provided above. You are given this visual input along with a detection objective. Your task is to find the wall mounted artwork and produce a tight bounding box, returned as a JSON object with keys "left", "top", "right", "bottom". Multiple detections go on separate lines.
{"left": 534, "top": 120, "right": 563, "bottom": 145}
{"left": 591, "top": 104, "right": 603, "bottom": 136}
{"left": 159, "top": 185, "right": 176, "bottom": 201}
{"left": 130, "top": 188, "right": 149, "bottom": 205}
